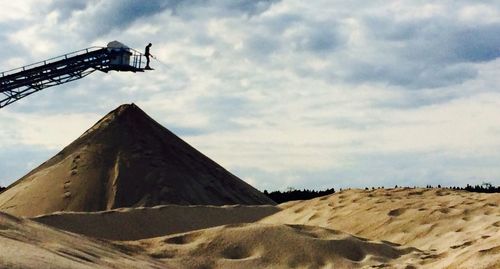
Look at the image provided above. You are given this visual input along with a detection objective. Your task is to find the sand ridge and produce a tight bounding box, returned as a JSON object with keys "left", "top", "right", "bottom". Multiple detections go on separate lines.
{"left": 0, "top": 212, "right": 168, "bottom": 269}
{"left": 120, "top": 222, "right": 427, "bottom": 269}
{"left": 261, "top": 188, "right": 500, "bottom": 269}
{"left": 1, "top": 188, "right": 498, "bottom": 268}
{"left": 32, "top": 204, "right": 280, "bottom": 240}
{"left": 0, "top": 210, "right": 428, "bottom": 269}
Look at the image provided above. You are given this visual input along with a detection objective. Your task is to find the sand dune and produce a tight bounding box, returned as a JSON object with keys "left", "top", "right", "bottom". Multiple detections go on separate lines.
{"left": 121, "top": 223, "right": 426, "bottom": 269}
{"left": 33, "top": 204, "right": 279, "bottom": 240}
{"left": 1, "top": 210, "right": 426, "bottom": 269}
{"left": 2, "top": 188, "right": 498, "bottom": 268}
{"left": 261, "top": 188, "right": 500, "bottom": 269}
{"left": 0, "top": 104, "right": 274, "bottom": 217}
{"left": 0, "top": 212, "right": 167, "bottom": 269}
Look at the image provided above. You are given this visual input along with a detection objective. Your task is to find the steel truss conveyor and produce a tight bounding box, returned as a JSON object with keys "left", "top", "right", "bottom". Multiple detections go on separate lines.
{"left": 0, "top": 41, "right": 149, "bottom": 109}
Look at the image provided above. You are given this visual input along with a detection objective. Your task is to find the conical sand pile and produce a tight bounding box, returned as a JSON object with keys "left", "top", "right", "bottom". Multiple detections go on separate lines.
{"left": 0, "top": 104, "right": 274, "bottom": 217}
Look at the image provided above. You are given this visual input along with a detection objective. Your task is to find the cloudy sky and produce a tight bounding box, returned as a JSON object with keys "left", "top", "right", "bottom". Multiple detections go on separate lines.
{"left": 1, "top": 0, "right": 499, "bottom": 191}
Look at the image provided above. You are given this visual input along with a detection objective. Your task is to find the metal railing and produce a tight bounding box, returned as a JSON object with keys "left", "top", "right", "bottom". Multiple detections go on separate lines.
{"left": 128, "top": 47, "right": 147, "bottom": 70}
{"left": 0, "top": 44, "right": 149, "bottom": 108}
{"left": 0, "top": 46, "right": 105, "bottom": 78}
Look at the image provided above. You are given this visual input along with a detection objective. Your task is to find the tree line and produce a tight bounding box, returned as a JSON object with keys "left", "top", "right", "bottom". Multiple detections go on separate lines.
{"left": 263, "top": 183, "right": 499, "bottom": 203}
{"left": 461, "top": 183, "right": 499, "bottom": 193}
{"left": 0, "top": 183, "right": 498, "bottom": 202}
{"left": 263, "top": 188, "right": 336, "bottom": 204}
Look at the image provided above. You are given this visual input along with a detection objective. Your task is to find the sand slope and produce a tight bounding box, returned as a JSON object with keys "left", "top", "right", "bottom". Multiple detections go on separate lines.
{"left": 261, "top": 188, "right": 500, "bottom": 269}
{"left": 122, "top": 223, "right": 426, "bottom": 269}
{"left": 3, "top": 188, "right": 497, "bottom": 268}
{"left": 0, "top": 104, "right": 274, "bottom": 217}
{"left": 1, "top": 210, "right": 426, "bottom": 269}
{"left": 33, "top": 204, "right": 279, "bottom": 240}
{"left": 0, "top": 212, "right": 167, "bottom": 269}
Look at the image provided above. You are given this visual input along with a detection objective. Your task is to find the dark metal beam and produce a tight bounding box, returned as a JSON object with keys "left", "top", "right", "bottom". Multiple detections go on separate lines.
{"left": 0, "top": 46, "right": 146, "bottom": 109}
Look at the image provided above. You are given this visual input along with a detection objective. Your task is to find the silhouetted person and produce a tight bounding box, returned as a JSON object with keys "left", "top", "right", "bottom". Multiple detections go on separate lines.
{"left": 145, "top": 43, "right": 152, "bottom": 69}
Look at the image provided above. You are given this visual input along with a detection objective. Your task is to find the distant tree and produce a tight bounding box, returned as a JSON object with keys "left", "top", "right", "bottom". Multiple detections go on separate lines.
{"left": 264, "top": 187, "right": 336, "bottom": 204}
{"left": 0, "top": 186, "right": 5, "bottom": 193}
{"left": 482, "top": 182, "right": 493, "bottom": 189}
{"left": 461, "top": 182, "right": 499, "bottom": 193}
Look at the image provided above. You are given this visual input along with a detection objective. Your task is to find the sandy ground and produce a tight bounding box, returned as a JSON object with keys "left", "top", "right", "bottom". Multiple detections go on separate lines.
{"left": 33, "top": 204, "right": 279, "bottom": 240}
{"left": 122, "top": 223, "right": 427, "bottom": 269}
{"left": 1, "top": 188, "right": 498, "bottom": 268}
{"left": 0, "top": 212, "right": 167, "bottom": 269}
{"left": 1, "top": 211, "right": 426, "bottom": 269}
{"left": 261, "top": 188, "right": 500, "bottom": 269}
{"left": 0, "top": 104, "right": 274, "bottom": 217}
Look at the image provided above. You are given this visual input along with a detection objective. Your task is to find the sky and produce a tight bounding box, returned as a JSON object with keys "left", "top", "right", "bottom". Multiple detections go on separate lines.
{"left": 0, "top": 0, "right": 500, "bottom": 191}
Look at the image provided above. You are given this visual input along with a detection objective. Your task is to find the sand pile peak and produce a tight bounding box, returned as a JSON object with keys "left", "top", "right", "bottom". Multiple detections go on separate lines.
{"left": 79, "top": 103, "right": 146, "bottom": 138}
{"left": 0, "top": 103, "right": 275, "bottom": 217}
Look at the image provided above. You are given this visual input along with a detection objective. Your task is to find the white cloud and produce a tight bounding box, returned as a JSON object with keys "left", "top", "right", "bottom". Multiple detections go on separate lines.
{"left": 0, "top": 1, "right": 44, "bottom": 22}
{"left": 0, "top": 111, "right": 101, "bottom": 149}
{"left": 1, "top": 0, "right": 500, "bottom": 189}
